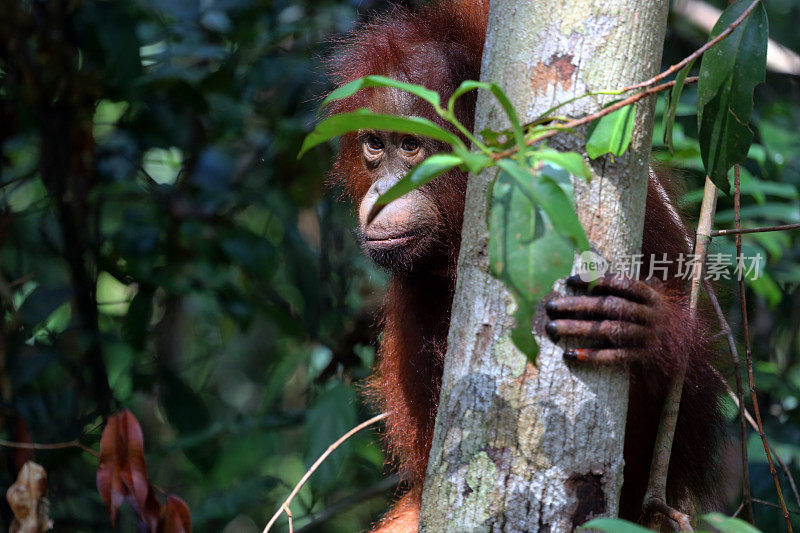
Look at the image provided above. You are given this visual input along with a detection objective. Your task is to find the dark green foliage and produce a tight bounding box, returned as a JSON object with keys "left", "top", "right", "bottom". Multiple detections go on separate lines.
{"left": 1, "top": 0, "right": 391, "bottom": 531}
{"left": 697, "top": 0, "right": 768, "bottom": 191}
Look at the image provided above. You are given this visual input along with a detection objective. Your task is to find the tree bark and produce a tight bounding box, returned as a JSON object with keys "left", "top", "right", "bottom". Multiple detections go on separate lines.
{"left": 419, "top": 1, "right": 668, "bottom": 531}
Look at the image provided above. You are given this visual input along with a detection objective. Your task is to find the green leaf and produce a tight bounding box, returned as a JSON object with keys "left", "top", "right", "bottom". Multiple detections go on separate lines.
{"left": 496, "top": 159, "right": 589, "bottom": 251}
{"left": 488, "top": 161, "right": 578, "bottom": 361}
{"left": 322, "top": 75, "right": 442, "bottom": 112}
{"left": 450, "top": 80, "right": 525, "bottom": 157}
{"left": 585, "top": 104, "right": 636, "bottom": 159}
{"left": 454, "top": 146, "right": 493, "bottom": 174}
{"left": 697, "top": 0, "right": 768, "bottom": 191}
{"left": 579, "top": 517, "right": 654, "bottom": 533}
{"left": 374, "top": 153, "right": 464, "bottom": 207}
{"left": 663, "top": 59, "right": 695, "bottom": 153}
{"left": 480, "top": 127, "right": 515, "bottom": 150}
{"left": 533, "top": 147, "right": 592, "bottom": 181}
{"left": 700, "top": 513, "right": 765, "bottom": 533}
{"left": 298, "top": 109, "right": 463, "bottom": 158}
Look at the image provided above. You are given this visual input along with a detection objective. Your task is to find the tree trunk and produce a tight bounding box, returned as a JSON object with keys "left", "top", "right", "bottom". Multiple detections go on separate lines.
{"left": 419, "top": 0, "right": 668, "bottom": 530}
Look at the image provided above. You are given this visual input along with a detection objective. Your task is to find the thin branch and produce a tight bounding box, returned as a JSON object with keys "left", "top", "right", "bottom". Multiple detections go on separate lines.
{"left": 0, "top": 438, "right": 99, "bottom": 458}
{"left": 622, "top": 0, "right": 762, "bottom": 92}
{"left": 711, "top": 223, "right": 800, "bottom": 237}
{"left": 753, "top": 498, "right": 800, "bottom": 516}
{"left": 263, "top": 412, "right": 389, "bottom": 533}
{"left": 735, "top": 169, "right": 793, "bottom": 532}
{"left": 705, "top": 278, "right": 754, "bottom": 522}
{"left": 644, "top": 177, "right": 717, "bottom": 531}
{"left": 491, "top": 77, "right": 698, "bottom": 161}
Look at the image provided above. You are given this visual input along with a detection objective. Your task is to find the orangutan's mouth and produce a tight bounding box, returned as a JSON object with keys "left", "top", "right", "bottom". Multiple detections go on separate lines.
{"left": 364, "top": 228, "right": 428, "bottom": 251}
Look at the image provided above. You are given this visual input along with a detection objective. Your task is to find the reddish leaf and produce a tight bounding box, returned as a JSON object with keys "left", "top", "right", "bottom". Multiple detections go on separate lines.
{"left": 96, "top": 410, "right": 151, "bottom": 526}
{"left": 141, "top": 486, "right": 161, "bottom": 532}
{"left": 117, "top": 410, "right": 150, "bottom": 514}
{"left": 158, "top": 495, "right": 192, "bottom": 533}
{"left": 96, "top": 414, "right": 125, "bottom": 525}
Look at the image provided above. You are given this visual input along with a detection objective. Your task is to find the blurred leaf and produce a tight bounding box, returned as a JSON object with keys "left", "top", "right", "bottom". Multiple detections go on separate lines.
{"left": 124, "top": 289, "right": 154, "bottom": 351}
{"left": 75, "top": 2, "right": 141, "bottom": 91}
{"left": 192, "top": 478, "right": 280, "bottom": 524}
{"left": 579, "top": 517, "right": 653, "bottom": 532}
{"left": 159, "top": 495, "right": 193, "bottom": 533}
{"left": 18, "top": 286, "right": 72, "bottom": 327}
{"left": 304, "top": 383, "right": 357, "bottom": 490}
{"left": 219, "top": 228, "right": 277, "bottom": 276}
{"left": 191, "top": 147, "right": 234, "bottom": 195}
{"left": 160, "top": 372, "right": 217, "bottom": 471}
{"left": 701, "top": 512, "right": 765, "bottom": 533}
{"left": 716, "top": 203, "right": 800, "bottom": 224}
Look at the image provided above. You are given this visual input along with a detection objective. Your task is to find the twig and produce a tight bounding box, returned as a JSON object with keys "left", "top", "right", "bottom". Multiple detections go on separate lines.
{"left": 711, "top": 223, "right": 800, "bottom": 237}
{"left": 644, "top": 178, "right": 717, "bottom": 530}
{"left": 622, "top": 0, "right": 762, "bottom": 92}
{"left": 753, "top": 498, "right": 800, "bottom": 516}
{"left": 0, "top": 438, "right": 99, "bottom": 458}
{"left": 295, "top": 475, "right": 400, "bottom": 532}
{"left": 735, "top": 169, "right": 793, "bottom": 533}
{"left": 704, "top": 278, "right": 753, "bottom": 522}
{"left": 491, "top": 77, "right": 698, "bottom": 160}
{"left": 263, "top": 412, "right": 389, "bottom": 533}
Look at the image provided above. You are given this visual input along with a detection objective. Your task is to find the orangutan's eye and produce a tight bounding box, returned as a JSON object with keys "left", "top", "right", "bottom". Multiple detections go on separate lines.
{"left": 365, "top": 135, "right": 384, "bottom": 152}
{"left": 401, "top": 137, "right": 420, "bottom": 153}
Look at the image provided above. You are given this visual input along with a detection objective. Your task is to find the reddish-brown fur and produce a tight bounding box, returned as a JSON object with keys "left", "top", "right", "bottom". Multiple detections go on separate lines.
{"left": 327, "top": 1, "right": 724, "bottom": 530}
